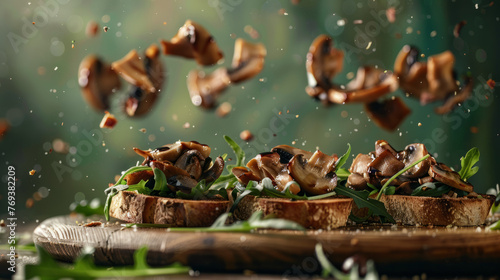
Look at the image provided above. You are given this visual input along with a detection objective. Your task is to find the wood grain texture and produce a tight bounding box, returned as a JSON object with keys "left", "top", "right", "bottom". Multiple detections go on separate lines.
{"left": 33, "top": 215, "right": 500, "bottom": 275}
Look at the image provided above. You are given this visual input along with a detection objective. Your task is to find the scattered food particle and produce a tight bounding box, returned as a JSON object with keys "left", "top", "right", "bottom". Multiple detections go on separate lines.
{"left": 350, "top": 238, "right": 359, "bottom": 246}
{"left": 244, "top": 25, "right": 259, "bottom": 39}
{"left": 453, "top": 21, "right": 467, "bottom": 38}
{"left": 0, "top": 220, "right": 5, "bottom": 227}
{"left": 386, "top": 7, "right": 396, "bottom": 23}
{"left": 240, "top": 130, "right": 254, "bottom": 141}
{"left": 163, "top": 21, "right": 167, "bottom": 25}
{"left": 26, "top": 198, "right": 34, "bottom": 208}
{"left": 29, "top": 169, "right": 36, "bottom": 176}
{"left": 32, "top": 22, "right": 35, "bottom": 25}
{"left": 395, "top": 32, "right": 402, "bottom": 39}
{"left": 295, "top": 114, "right": 299, "bottom": 118}
{"left": 470, "top": 126, "right": 479, "bottom": 134}
{"left": 139, "top": 128, "right": 147, "bottom": 133}
{"left": 278, "top": 8, "right": 288, "bottom": 15}
{"left": 418, "top": 122, "right": 422, "bottom": 127}
{"left": 430, "top": 30, "right": 437, "bottom": 37}
{"left": 183, "top": 122, "right": 190, "bottom": 129}
{"left": 0, "top": 118, "right": 10, "bottom": 139}
{"left": 83, "top": 221, "right": 103, "bottom": 227}
{"left": 86, "top": 21, "right": 99, "bottom": 37}
{"left": 100, "top": 111, "right": 117, "bottom": 129}
{"left": 216, "top": 102, "right": 232, "bottom": 117}
{"left": 52, "top": 138, "right": 69, "bottom": 154}
{"left": 353, "top": 19, "right": 363, "bottom": 24}
{"left": 103, "top": 26, "right": 109, "bottom": 32}
{"left": 487, "top": 79, "right": 495, "bottom": 89}
{"left": 366, "top": 41, "right": 372, "bottom": 50}
{"left": 33, "top": 192, "right": 42, "bottom": 201}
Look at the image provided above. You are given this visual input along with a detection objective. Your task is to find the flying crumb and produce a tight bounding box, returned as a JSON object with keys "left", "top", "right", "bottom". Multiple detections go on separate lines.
{"left": 29, "top": 169, "right": 36, "bottom": 175}
{"left": 83, "top": 221, "right": 103, "bottom": 227}
{"left": 453, "top": 20, "right": 467, "bottom": 38}
{"left": 103, "top": 26, "right": 109, "bottom": 32}
{"left": 0, "top": 118, "right": 10, "bottom": 139}
{"left": 183, "top": 122, "right": 190, "bottom": 129}
{"left": 386, "top": 7, "right": 396, "bottom": 23}
{"left": 26, "top": 198, "right": 34, "bottom": 208}
{"left": 240, "top": 130, "right": 254, "bottom": 141}
{"left": 353, "top": 19, "right": 363, "bottom": 24}
{"left": 139, "top": 128, "right": 147, "bottom": 133}
{"left": 470, "top": 126, "right": 479, "bottom": 134}
{"left": 100, "top": 111, "right": 117, "bottom": 129}
{"left": 487, "top": 79, "right": 495, "bottom": 89}
{"left": 418, "top": 122, "right": 422, "bottom": 127}
{"left": 216, "top": 102, "right": 232, "bottom": 117}
{"left": 244, "top": 25, "right": 259, "bottom": 39}
{"left": 86, "top": 21, "right": 99, "bottom": 37}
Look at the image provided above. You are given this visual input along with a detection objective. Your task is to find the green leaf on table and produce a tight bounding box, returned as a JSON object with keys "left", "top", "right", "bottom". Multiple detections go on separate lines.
{"left": 458, "top": 147, "right": 480, "bottom": 181}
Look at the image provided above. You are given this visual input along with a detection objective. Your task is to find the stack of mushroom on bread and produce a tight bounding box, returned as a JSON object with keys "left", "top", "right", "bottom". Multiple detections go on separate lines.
{"left": 347, "top": 140, "right": 494, "bottom": 226}
{"left": 231, "top": 145, "right": 353, "bottom": 230}
{"left": 107, "top": 141, "right": 228, "bottom": 227}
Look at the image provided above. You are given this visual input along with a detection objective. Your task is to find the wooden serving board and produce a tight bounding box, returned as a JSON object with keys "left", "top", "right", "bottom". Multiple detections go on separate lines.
{"left": 33, "top": 215, "right": 500, "bottom": 276}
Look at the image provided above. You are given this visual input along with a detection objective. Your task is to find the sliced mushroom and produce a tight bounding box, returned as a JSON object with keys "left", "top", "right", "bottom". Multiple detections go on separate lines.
{"left": 305, "top": 35, "right": 344, "bottom": 93}
{"left": 394, "top": 45, "right": 429, "bottom": 98}
{"left": 187, "top": 68, "right": 231, "bottom": 109}
{"left": 123, "top": 44, "right": 165, "bottom": 117}
{"left": 435, "top": 77, "right": 473, "bottom": 114}
{"left": 374, "top": 140, "right": 398, "bottom": 157}
{"left": 254, "top": 152, "right": 286, "bottom": 180}
{"left": 347, "top": 173, "right": 368, "bottom": 191}
{"left": 428, "top": 164, "right": 473, "bottom": 193}
{"left": 228, "top": 38, "right": 266, "bottom": 83}
{"left": 400, "top": 143, "right": 432, "bottom": 178}
{"left": 167, "top": 175, "right": 199, "bottom": 193}
{"left": 349, "top": 153, "right": 373, "bottom": 174}
{"left": 111, "top": 49, "right": 156, "bottom": 93}
{"left": 135, "top": 141, "right": 211, "bottom": 164}
{"left": 124, "top": 170, "right": 154, "bottom": 185}
{"left": 288, "top": 153, "right": 337, "bottom": 195}
{"left": 200, "top": 156, "right": 224, "bottom": 183}
{"left": 367, "top": 150, "right": 405, "bottom": 177}
{"left": 394, "top": 181, "right": 418, "bottom": 195}
{"left": 232, "top": 166, "right": 262, "bottom": 185}
{"left": 150, "top": 161, "right": 190, "bottom": 178}
{"left": 182, "top": 141, "right": 212, "bottom": 159}
{"left": 271, "top": 145, "right": 313, "bottom": 163}
{"left": 78, "top": 55, "right": 121, "bottom": 111}
{"left": 364, "top": 97, "right": 411, "bottom": 131}
{"left": 422, "top": 51, "right": 458, "bottom": 104}
{"left": 174, "top": 150, "right": 205, "bottom": 180}
{"left": 418, "top": 176, "right": 434, "bottom": 185}
{"left": 274, "top": 172, "right": 301, "bottom": 194}
{"left": 161, "top": 20, "right": 223, "bottom": 66}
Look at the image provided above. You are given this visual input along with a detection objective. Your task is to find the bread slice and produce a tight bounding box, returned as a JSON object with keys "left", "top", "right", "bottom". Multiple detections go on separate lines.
{"left": 233, "top": 195, "right": 353, "bottom": 230}
{"left": 109, "top": 191, "right": 230, "bottom": 227}
{"left": 378, "top": 194, "right": 495, "bottom": 226}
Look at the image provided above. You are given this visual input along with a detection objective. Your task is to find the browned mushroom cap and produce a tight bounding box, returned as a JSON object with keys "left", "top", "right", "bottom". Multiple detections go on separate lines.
{"left": 271, "top": 145, "right": 314, "bottom": 163}
{"left": 288, "top": 152, "right": 337, "bottom": 195}
{"left": 429, "top": 164, "right": 473, "bottom": 193}
{"left": 182, "top": 141, "right": 211, "bottom": 159}
{"left": 124, "top": 169, "right": 154, "bottom": 185}
{"left": 123, "top": 44, "right": 165, "bottom": 117}
{"left": 435, "top": 77, "right": 473, "bottom": 114}
{"left": 393, "top": 45, "right": 429, "bottom": 98}
{"left": 364, "top": 97, "right": 411, "bottom": 131}
{"left": 111, "top": 49, "right": 157, "bottom": 93}
{"left": 232, "top": 166, "right": 262, "bottom": 185}
{"left": 174, "top": 150, "right": 205, "bottom": 180}
{"left": 400, "top": 143, "right": 432, "bottom": 178}
{"left": 347, "top": 173, "right": 368, "bottom": 191}
{"left": 151, "top": 161, "right": 197, "bottom": 192}
{"left": 78, "top": 55, "right": 121, "bottom": 111}
{"left": 228, "top": 38, "right": 267, "bottom": 83}
{"left": 368, "top": 150, "right": 405, "bottom": 177}
{"left": 135, "top": 141, "right": 212, "bottom": 164}
{"left": 187, "top": 68, "right": 231, "bottom": 109}
{"left": 161, "top": 20, "right": 223, "bottom": 66}
{"left": 348, "top": 153, "right": 372, "bottom": 174}
{"left": 374, "top": 140, "right": 398, "bottom": 157}
{"left": 200, "top": 156, "right": 224, "bottom": 183}
{"left": 421, "top": 51, "right": 458, "bottom": 104}
{"left": 306, "top": 35, "right": 344, "bottom": 92}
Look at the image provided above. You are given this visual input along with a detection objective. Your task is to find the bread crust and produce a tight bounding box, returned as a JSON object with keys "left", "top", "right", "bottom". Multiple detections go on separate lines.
{"left": 379, "top": 194, "right": 495, "bottom": 226}
{"left": 233, "top": 195, "right": 353, "bottom": 229}
{"left": 109, "top": 191, "right": 230, "bottom": 227}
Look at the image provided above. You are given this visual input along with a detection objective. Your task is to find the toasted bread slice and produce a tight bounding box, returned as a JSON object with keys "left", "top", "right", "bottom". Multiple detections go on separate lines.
{"left": 233, "top": 195, "right": 353, "bottom": 229}
{"left": 378, "top": 194, "right": 495, "bottom": 226}
{"left": 109, "top": 191, "right": 230, "bottom": 227}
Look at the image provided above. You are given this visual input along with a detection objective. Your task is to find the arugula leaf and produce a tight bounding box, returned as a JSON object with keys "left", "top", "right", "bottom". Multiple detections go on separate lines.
{"left": 335, "top": 185, "right": 395, "bottom": 223}
{"left": 376, "top": 154, "right": 431, "bottom": 200}
{"left": 382, "top": 186, "right": 396, "bottom": 195}
{"left": 489, "top": 220, "right": 500, "bottom": 230}
{"left": 315, "top": 243, "right": 379, "bottom": 280}
{"left": 152, "top": 167, "right": 167, "bottom": 192}
{"left": 336, "top": 168, "right": 350, "bottom": 182}
{"left": 335, "top": 143, "right": 351, "bottom": 172}
{"left": 411, "top": 182, "right": 452, "bottom": 197}
{"left": 223, "top": 135, "right": 245, "bottom": 172}
{"left": 458, "top": 147, "right": 480, "bottom": 181}
{"left": 25, "top": 246, "right": 190, "bottom": 279}
{"left": 492, "top": 192, "right": 500, "bottom": 214}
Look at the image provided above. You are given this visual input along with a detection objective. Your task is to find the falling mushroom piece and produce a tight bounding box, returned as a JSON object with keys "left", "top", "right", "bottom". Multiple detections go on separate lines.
{"left": 78, "top": 55, "right": 121, "bottom": 111}
{"left": 228, "top": 38, "right": 267, "bottom": 83}
{"left": 161, "top": 20, "right": 223, "bottom": 66}
{"left": 0, "top": 119, "right": 9, "bottom": 140}
{"left": 99, "top": 111, "right": 117, "bottom": 129}
{"left": 187, "top": 68, "right": 231, "bottom": 109}
{"left": 365, "top": 97, "right": 411, "bottom": 131}
{"left": 111, "top": 49, "right": 157, "bottom": 94}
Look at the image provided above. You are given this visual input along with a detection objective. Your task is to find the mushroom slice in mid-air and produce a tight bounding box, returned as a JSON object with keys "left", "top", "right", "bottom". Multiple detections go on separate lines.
{"left": 364, "top": 97, "right": 411, "bottom": 131}
{"left": 228, "top": 38, "right": 267, "bottom": 83}
{"left": 111, "top": 49, "right": 157, "bottom": 94}
{"left": 161, "top": 20, "right": 223, "bottom": 66}
{"left": 187, "top": 68, "right": 231, "bottom": 109}
{"left": 435, "top": 77, "right": 473, "bottom": 115}
{"left": 121, "top": 44, "right": 165, "bottom": 117}
{"left": 78, "top": 55, "right": 121, "bottom": 111}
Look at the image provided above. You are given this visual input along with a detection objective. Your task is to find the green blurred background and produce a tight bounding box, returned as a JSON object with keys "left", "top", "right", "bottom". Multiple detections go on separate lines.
{"left": 0, "top": 0, "right": 498, "bottom": 221}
